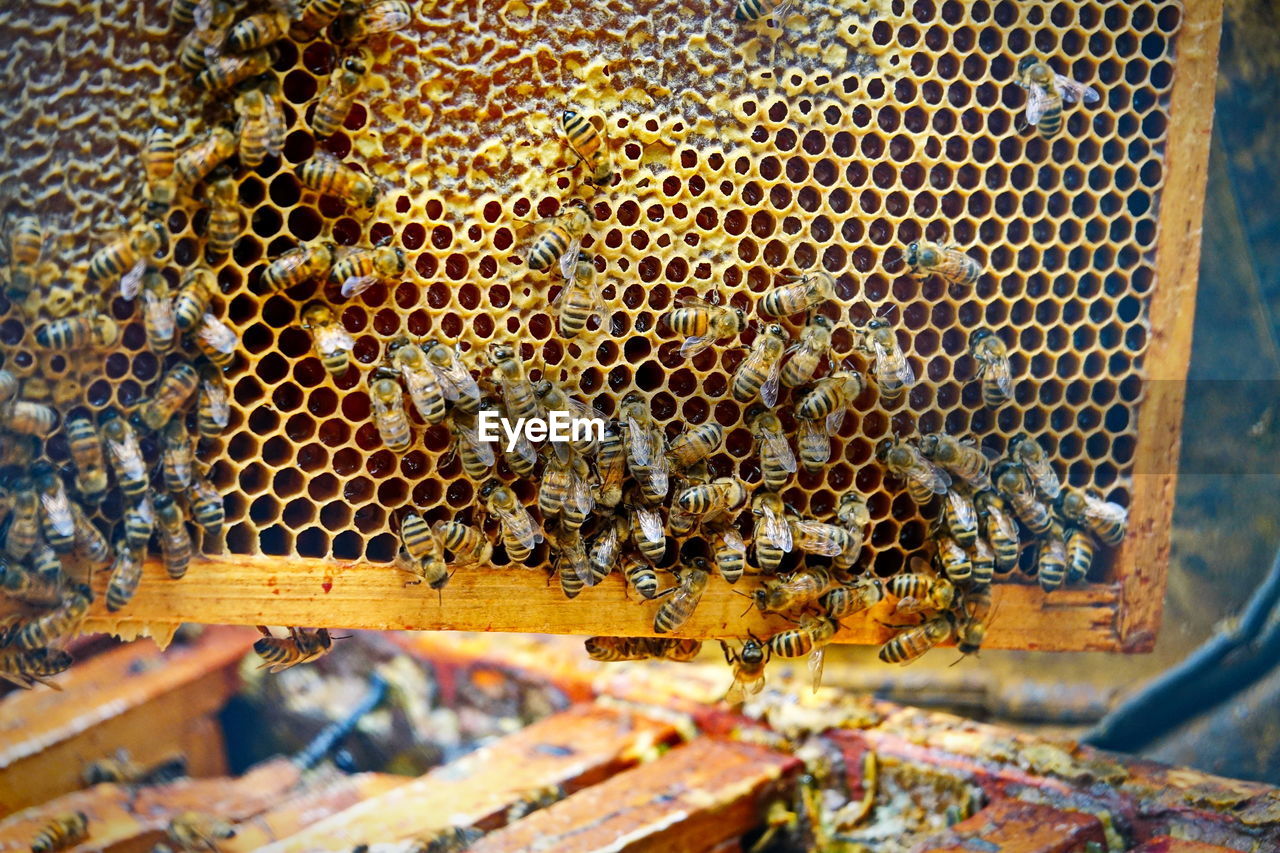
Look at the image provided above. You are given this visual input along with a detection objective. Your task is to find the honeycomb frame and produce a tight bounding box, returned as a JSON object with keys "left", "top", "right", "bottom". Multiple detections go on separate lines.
{"left": 0, "top": 0, "right": 1220, "bottom": 652}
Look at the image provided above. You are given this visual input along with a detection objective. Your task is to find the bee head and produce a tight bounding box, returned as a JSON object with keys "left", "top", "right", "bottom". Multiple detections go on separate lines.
{"left": 874, "top": 437, "right": 894, "bottom": 462}
{"left": 1017, "top": 55, "right": 1043, "bottom": 76}
{"left": 300, "top": 300, "right": 330, "bottom": 326}
{"left": 904, "top": 241, "right": 921, "bottom": 267}
{"left": 810, "top": 314, "right": 834, "bottom": 330}
{"left": 343, "top": 51, "right": 370, "bottom": 74}
{"left": 968, "top": 327, "right": 993, "bottom": 347}
{"left": 1059, "top": 489, "right": 1085, "bottom": 518}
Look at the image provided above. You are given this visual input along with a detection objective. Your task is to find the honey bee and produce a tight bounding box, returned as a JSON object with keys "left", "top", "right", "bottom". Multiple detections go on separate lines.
{"left": 167, "top": 811, "right": 236, "bottom": 851}
{"left": 878, "top": 613, "right": 953, "bottom": 665}
{"left": 197, "top": 369, "right": 231, "bottom": 439}
{"left": 172, "top": 0, "right": 202, "bottom": 27}
{"left": 594, "top": 424, "right": 625, "bottom": 509}
{"left": 968, "top": 329, "right": 1013, "bottom": 409}
{"left": 203, "top": 176, "right": 240, "bottom": 258}
{"left": 761, "top": 270, "right": 836, "bottom": 317}
{"left": 877, "top": 437, "right": 951, "bottom": 505}
{"left": 934, "top": 527, "right": 972, "bottom": 583}
{"left": 369, "top": 374, "right": 412, "bottom": 452}
{"left": 618, "top": 392, "right": 669, "bottom": 500}
{"left": 733, "top": 0, "right": 790, "bottom": 23}
{"left": 904, "top": 240, "right": 980, "bottom": 288}
{"left": 941, "top": 488, "right": 979, "bottom": 549}
{"left": 487, "top": 342, "right": 539, "bottom": 422}
{"left": 835, "top": 492, "right": 871, "bottom": 537}
{"left": 622, "top": 552, "right": 659, "bottom": 599}
{"left": 628, "top": 500, "right": 667, "bottom": 563}
{"left": 526, "top": 201, "right": 591, "bottom": 277}
{"left": 732, "top": 324, "right": 787, "bottom": 407}
{"left": 768, "top": 615, "right": 839, "bottom": 691}
{"left": 29, "top": 812, "right": 89, "bottom": 852}
{"left": 291, "top": 0, "right": 344, "bottom": 39}
{"left": 11, "top": 585, "right": 91, "bottom": 650}
{"left": 955, "top": 585, "right": 993, "bottom": 657}
{"left": 142, "top": 271, "right": 176, "bottom": 352}
{"left": 653, "top": 560, "right": 709, "bottom": 634}
{"left": 993, "top": 461, "right": 1052, "bottom": 535}
{"left": 255, "top": 627, "right": 344, "bottom": 675}
{"left": 975, "top": 491, "right": 1019, "bottom": 573}
{"left": 749, "top": 410, "right": 796, "bottom": 491}
{"left": 483, "top": 481, "right": 542, "bottom": 562}
{"left": 73, "top": 504, "right": 113, "bottom": 571}
{"left": 709, "top": 521, "right": 746, "bottom": 584}
{"left": 423, "top": 339, "right": 482, "bottom": 414}
{"left": 434, "top": 520, "right": 493, "bottom": 566}
{"left": 779, "top": 314, "right": 833, "bottom": 388}
{"left": 335, "top": 0, "right": 414, "bottom": 43}
{"left": 142, "top": 126, "right": 178, "bottom": 220}
{"left": 1017, "top": 55, "right": 1100, "bottom": 138}
{"left": 858, "top": 316, "right": 915, "bottom": 400}
{"left": 1059, "top": 488, "right": 1128, "bottom": 546}
{"left": 0, "top": 646, "right": 73, "bottom": 690}
{"left": 100, "top": 410, "right": 148, "bottom": 499}
{"left": 174, "top": 268, "right": 215, "bottom": 333}
{"left": 751, "top": 491, "right": 793, "bottom": 572}
{"left": 1008, "top": 433, "right": 1061, "bottom": 500}
{"left": 887, "top": 572, "right": 954, "bottom": 614}
{"left": 174, "top": 130, "right": 237, "bottom": 198}
{"left": 154, "top": 494, "right": 192, "bottom": 579}
{"left": 397, "top": 512, "right": 448, "bottom": 590}
{"left": 310, "top": 53, "right": 367, "bottom": 138}
{"left": 86, "top": 220, "right": 166, "bottom": 292}
{"left": 495, "top": 401, "right": 537, "bottom": 478}
{"left": 1, "top": 563, "right": 63, "bottom": 607}
{"left": 533, "top": 379, "right": 601, "bottom": 460}
{"left": 560, "top": 109, "right": 614, "bottom": 187}
{"left": 124, "top": 495, "right": 156, "bottom": 554}
{"left": 446, "top": 409, "right": 495, "bottom": 479}
{"left": 299, "top": 153, "right": 381, "bottom": 212}
{"left": 540, "top": 450, "right": 595, "bottom": 528}
{"left": 82, "top": 750, "right": 187, "bottom": 787}
{"left": 296, "top": 301, "right": 353, "bottom": 378}
{"left": 189, "top": 475, "right": 224, "bottom": 540}
{"left": 587, "top": 514, "right": 625, "bottom": 584}
{"left": 555, "top": 528, "right": 591, "bottom": 599}
{"left": 3, "top": 479, "right": 40, "bottom": 559}
{"left": 794, "top": 417, "right": 829, "bottom": 473}
{"left": 821, "top": 575, "right": 884, "bottom": 619}
{"left": 64, "top": 415, "right": 108, "bottom": 505}
{"left": 970, "top": 535, "right": 995, "bottom": 587}
{"left": 32, "top": 462, "right": 74, "bottom": 554}
{"left": 194, "top": 48, "right": 272, "bottom": 93}
{"left": 141, "top": 362, "right": 200, "bottom": 430}
{"left": 553, "top": 251, "right": 607, "bottom": 338}
{"left": 1064, "top": 526, "right": 1094, "bottom": 584}
{"left": 106, "top": 539, "right": 144, "bottom": 612}
{"left": 4, "top": 214, "right": 43, "bottom": 297}
{"left": 177, "top": 0, "right": 234, "bottom": 73}
{"left": 918, "top": 433, "right": 992, "bottom": 492}
{"left": 666, "top": 422, "right": 723, "bottom": 470}
{"left": 0, "top": 399, "right": 57, "bottom": 437}
{"left": 1036, "top": 523, "right": 1069, "bottom": 592}
{"left": 751, "top": 566, "right": 833, "bottom": 613}
{"left": 721, "top": 634, "right": 769, "bottom": 704}
{"left": 586, "top": 636, "right": 700, "bottom": 662}
{"left": 227, "top": 7, "right": 290, "bottom": 52}
{"left": 792, "top": 518, "right": 859, "bottom": 560}
{"left": 35, "top": 312, "right": 120, "bottom": 350}
{"left": 387, "top": 339, "right": 447, "bottom": 424}
{"left": 663, "top": 293, "right": 746, "bottom": 358}
{"left": 30, "top": 542, "right": 64, "bottom": 585}
{"left": 675, "top": 476, "right": 748, "bottom": 521}
{"left": 235, "top": 87, "right": 286, "bottom": 168}
{"left": 794, "top": 370, "right": 863, "bottom": 434}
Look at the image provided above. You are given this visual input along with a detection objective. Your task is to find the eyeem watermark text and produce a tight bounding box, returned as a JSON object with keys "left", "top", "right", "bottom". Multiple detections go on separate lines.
{"left": 477, "top": 410, "right": 606, "bottom": 452}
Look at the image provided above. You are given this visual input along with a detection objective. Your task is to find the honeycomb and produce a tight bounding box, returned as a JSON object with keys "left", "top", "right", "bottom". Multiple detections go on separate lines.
{"left": 0, "top": 0, "right": 1188, "bottom": 644}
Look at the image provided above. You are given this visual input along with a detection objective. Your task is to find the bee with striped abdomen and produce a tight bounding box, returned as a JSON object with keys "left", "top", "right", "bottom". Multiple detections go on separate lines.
{"left": 0, "top": 399, "right": 57, "bottom": 437}
{"left": 622, "top": 552, "right": 659, "bottom": 599}
{"left": 1017, "top": 54, "right": 1100, "bottom": 138}
{"left": 560, "top": 109, "right": 614, "bottom": 187}
{"left": 203, "top": 175, "right": 241, "bottom": 258}
{"left": 174, "top": 268, "right": 215, "bottom": 333}
{"left": 333, "top": 245, "right": 406, "bottom": 298}
{"left": 1064, "top": 526, "right": 1094, "bottom": 584}
{"left": 934, "top": 527, "right": 972, "bottom": 583}
{"left": 628, "top": 499, "right": 667, "bottom": 563}
{"left": 768, "top": 615, "right": 840, "bottom": 691}
{"left": 483, "top": 481, "right": 542, "bottom": 563}
{"left": 751, "top": 566, "right": 833, "bottom": 613}
{"left": 423, "top": 339, "right": 482, "bottom": 414}
{"left": 781, "top": 314, "right": 834, "bottom": 388}
{"left": 73, "top": 503, "right": 113, "bottom": 571}
{"left": 65, "top": 414, "right": 108, "bottom": 505}
{"left": 101, "top": 410, "right": 148, "bottom": 500}
{"left": 539, "top": 449, "right": 594, "bottom": 527}
{"left": 858, "top": 316, "right": 915, "bottom": 400}
{"left": 30, "top": 542, "right": 65, "bottom": 585}
{"left": 1036, "top": 523, "right": 1069, "bottom": 592}
{"left": 732, "top": 323, "right": 787, "bottom": 407}
{"left": 586, "top": 636, "right": 702, "bottom": 662}
{"left": 761, "top": 270, "right": 836, "bottom": 317}
{"left": 878, "top": 613, "right": 954, "bottom": 665}
{"left": 877, "top": 437, "right": 951, "bottom": 505}
{"left": 154, "top": 494, "right": 192, "bottom": 579}
{"left": 956, "top": 585, "right": 993, "bottom": 658}
{"left": 3, "top": 479, "right": 40, "bottom": 560}
{"left": 1008, "top": 433, "right": 1061, "bottom": 500}
{"left": 312, "top": 53, "right": 368, "bottom": 138}
{"left": 194, "top": 48, "right": 272, "bottom": 93}
{"left": 941, "top": 488, "right": 979, "bottom": 549}
{"left": 586, "top": 515, "right": 625, "bottom": 585}
{"left": 618, "top": 392, "right": 669, "bottom": 500}
{"left": 975, "top": 491, "right": 1019, "bottom": 573}
{"left": 177, "top": 0, "right": 233, "bottom": 73}
{"left": 594, "top": 424, "right": 625, "bottom": 509}
{"left": 675, "top": 476, "right": 748, "bottom": 521}
{"left": 526, "top": 202, "right": 591, "bottom": 277}
{"left": 235, "top": 86, "right": 286, "bottom": 168}
{"left": 794, "top": 369, "right": 863, "bottom": 435}
{"left": 167, "top": 812, "right": 236, "bottom": 851}
{"left": 397, "top": 512, "right": 448, "bottom": 590}
{"left": 189, "top": 475, "right": 224, "bottom": 540}
{"left": 197, "top": 368, "right": 231, "bottom": 440}
{"left": 751, "top": 491, "right": 793, "bottom": 572}
{"left": 495, "top": 401, "right": 538, "bottom": 478}
{"left": 487, "top": 342, "right": 539, "bottom": 422}
{"left": 1059, "top": 488, "right": 1128, "bottom": 547}
{"left": 86, "top": 220, "right": 166, "bottom": 292}
{"left": 904, "top": 240, "right": 980, "bottom": 289}
{"left": 174, "top": 126, "right": 238, "bottom": 192}
{"left": 226, "top": 7, "right": 290, "bottom": 52}
{"left": 0, "top": 646, "right": 73, "bottom": 690}
{"left": 653, "top": 559, "right": 710, "bottom": 634}
{"left": 993, "top": 461, "right": 1052, "bottom": 536}
{"left": 140, "top": 362, "right": 200, "bottom": 430}
{"left": 821, "top": 575, "right": 884, "bottom": 619}
{"left": 142, "top": 126, "right": 178, "bottom": 220}
{"left": 887, "top": 571, "right": 954, "bottom": 614}
{"left": 709, "top": 521, "right": 746, "bottom": 584}
{"left": 5, "top": 214, "right": 43, "bottom": 297}
{"left": 918, "top": 433, "right": 992, "bottom": 492}
{"left": 556, "top": 528, "right": 591, "bottom": 599}
{"left": 335, "top": 0, "right": 413, "bottom": 42}
{"left": 291, "top": 0, "right": 344, "bottom": 38}
{"left": 11, "top": 585, "right": 91, "bottom": 650}
{"left": 795, "top": 416, "right": 829, "bottom": 472}
{"left": 733, "top": 0, "right": 787, "bottom": 23}
{"left": 749, "top": 409, "right": 796, "bottom": 491}
{"left": 258, "top": 245, "right": 332, "bottom": 298}
{"left": 446, "top": 409, "right": 495, "bottom": 479}
{"left": 434, "top": 520, "right": 493, "bottom": 566}
{"left": 143, "top": 271, "right": 176, "bottom": 352}
{"left": 124, "top": 495, "right": 156, "bottom": 554}
{"left": 299, "top": 153, "right": 381, "bottom": 212}
{"left": 969, "top": 329, "right": 1013, "bottom": 409}
{"left": 791, "top": 517, "right": 859, "bottom": 559}
{"left": 106, "top": 539, "right": 144, "bottom": 612}
{"left": 721, "top": 634, "right": 769, "bottom": 704}
{"left": 553, "top": 252, "right": 606, "bottom": 337}
{"left": 388, "top": 338, "right": 447, "bottom": 424}
{"left": 663, "top": 293, "right": 746, "bottom": 358}
{"left": 534, "top": 378, "right": 602, "bottom": 461}
{"left": 0, "top": 563, "right": 63, "bottom": 607}
{"left": 194, "top": 311, "right": 234, "bottom": 373}
{"left": 970, "top": 535, "right": 995, "bottom": 586}
{"left": 29, "top": 812, "right": 89, "bottom": 852}
{"left": 667, "top": 422, "right": 723, "bottom": 470}
{"left": 298, "top": 301, "right": 354, "bottom": 378}
{"left": 369, "top": 374, "right": 412, "bottom": 452}
{"left": 33, "top": 462, "right": 75, "bottom": 554}
{"left": 35, "top": 313, "right": 120, "bottom": 350}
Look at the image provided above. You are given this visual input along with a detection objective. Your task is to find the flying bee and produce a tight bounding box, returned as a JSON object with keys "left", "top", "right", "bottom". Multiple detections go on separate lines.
{"left": 142, "top": 126, "right": 178, "bottom": 220}
{"left": 299, "top": 153, "right": 381, "bottom": 212}
{"left": 194, "top": 48, "right": 272, "bottom": 93}
{"left": 791, "top": 518, "right": 859, "bottom": 559}
{"left": 767, "top": 615, "right": 840, "bottom": 691}
{"left": 877, "top": 437, "right": 951, "bottom": 504}
{"left": 258, "top": 243, "right": 334, "bottom": 294}
{"left": 335, "top": 0, "right": 414, "bottom": 42}
{"left": 975, "top": 491, "right": 1019, "bottom": 573}
{"left": 86, "top": 220, "right": 166, "bottom": 293}
{"left": 533, "top": 378, "right": 601, "bottom": 458}
{"left": 174, "top": 127, "right": 238, "bottom": 193}
{"left": 667, "top": 422, "right": 723, "bottom": 470}
{"left": 483, "top": 481, "right": 542, "bottom": 562}
{"left": 709, "top": 521, "right": 746, "bottom": 584}
{"left": 29, "top": 812, "right": 89, "bottom": 853}
{"left": 203, "top": 176, "right": 240, "bottom": 258}
{"left": 167, "top": 812, "right": 236, "bottom": 851}
{"left": 993, "top": 461, "right": 1052, "bottom": 535}
{"left": 291, "top": 0, "right": 344, "bottom": 38}
{"left": 197, "top": 369, "right": 231, "bottom": 440}
{"left": 65, "top": 415, "right": 108, "bottom": 505}
{"left": 761, "top": 270, "right": 836, "bottom": 317}
{"left": 1017, "top": 54, "right": 1101, "bottom": 138}
{"left": 369, "top": 374, "right": 412, "bottom": 452}
{"left": 721, "top": 634, "right": 769, "bottom": 704}
{"left": 189, "top": 475, "right": 224, "bottom": 540}
{"left": 387, "top": 339, "right": 447, "bottom": 424}
{"left": 732, "top": 323, "right": 787, "bottom": 407}
{"left": 751, "top": 491, "right": 793, "bottom": 571}
{"left": 675, "top": 476, "right": 748, "bottom": 521}
{"left": 622, "top": 553, "right": 659, "bottom": 599}
{"left": 446, "top": 409, "right": 495, "bottom": 479}
{"left": 33, "top": 462, "right": 75, "bottom": 554}
{"left": 628, "top": 500, "right": 667, "bottom": 563}
{"left": 143, "top": 271, "right": 177, "bottom": 352}
{"left": 618, "top": 392, "right": 669, "bottom": 500}
{"left": 124, "top": 495, "right": 156, "bottom": 554}
{"left": 934, "top": 527, "right": 972, "bottom": 583}
{"left": 821, "top": 576, "right": 885, "bottom": 619}
{"left": 177, "top": 0, "right": 234, "bottom": 73}
{"left": 299, "top": 301, "right": 354, "bottom": 378}
{"left": 595, "top": 424, "right": 625, "bottom": 509}
{"left": 140, "top": 362, "right": 199, "bottom": 430}
{"left": 332, "top": 244, "right": 405, "bottom": 298}
{"left": 226, "top": 7, "right": 290, "bottom": 52}
{"left": 887, "top": 572, "right": 954, "bottom": 614}
{"left": 941, "top": 488, "right": 979, "bottom": 549}
{"left": 556, "top": 529, "right": 591, "bottom": 599}
{"left": 587, "top": 515, "right": 626, "bottom": 585}
{"left": 0, "top": 646, "right": 73, "bottom": 690}
{"left": 154, "top": 494, "right": 192, "bottom": 579}
{"left": 858, "top": 316, "right": 915, "bottom": 400}
{"left": 1059, "top": 488, "right": 1128, "bottom": 546}
{"left": 749, "top": 410, "right": 796, "bottom": 491}
{"left": 968, "top": 328, "right": 1013, "bottom": 409}
{"left": 3, "top": 480, "right": 40, "bottom": 560}
{"left": 434, "top": 520, "right": 493, "bottom": 566}
{"left": 795, "top": 417, "right": 829, "bottom": 473}
{"left": 0, "top": 399, "right": 57, "bottom": 437}
{"left": 236, "top": 86, "right": 286, "bottom": 167}
{"left": 525, "top": 202, "right": 591, "bottom": 276}
{"left": 1008, "top": 433, "right": 1061, "bottom": 500}
{"left": 653, "top": 560, "right": 710, "bottom": 634}
{"left": 918, "top": 433, "right": 992, "bottom": 492}
{"left": 487, "top": 342, "right": 540, "bottom": 422}
{"left": 780, "top": 314, "right": 834, "bottom": 388}
{"left": 904, "top": 239, "right": 980, "bottom": 289}
{"left": 970, "top": 535, "right": 995, "bottom": 587}
{"left": 106, "top": 539, "right": 144, "bottom": 612}
{"left": 0, "top": 563, "right": 62, "bottom": 607}
{"left": 423, "top": 339, "right": 482, "bottom": 414}
{"left": 751, "top": 566, "right": 833, "bottom": 613}
{"left": 102, "top": 410, "right": 148, "bottom": 500}
{"left": 553, "top": 251, "right": 606, "bottom": 338}
{"left": 956, "top": 585, "right": 993, "bottom": 657}
{"left": 794, "top": 370, "right": 864, "bottom": 435}
{"left": 174, "top": 268, "right": 214, "bottom": 333}
{"left": 397, "top": 512, "right": 448, "bottom": 590}
{"left": 1064, "top": 526, "right": 1094, "bottom": 584}
{"left": 1036, "top": 523, "right": 1069, "bottom": 592}
{"left": 35, "top": 312, "right": 120, "bottom": 350}
{"left": 11, "top": 585, "right": 91, "bottom": 650}
{"left": 560, "top": 108, "right": 614, "bottom": 186}
{"left": 663, "top": 293, "right": 747, "bottom": 358}
{"left": 878, "top": 613, "right": 954, "bottom": 665}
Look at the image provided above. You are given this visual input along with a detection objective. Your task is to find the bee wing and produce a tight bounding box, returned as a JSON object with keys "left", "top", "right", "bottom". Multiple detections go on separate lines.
{"left": 341, "top": 275, "right": 377, "bottom": 298}
{"left": 202, "top": 379, "right": 231, "bottom": 425}
{"left": 193, "top": 0, "right": 214, "bottom": 29}
{"left": 456, "top": 421, "right": 496, "bottom": 466}
{"left": 763, "top": 430, "right": 797, "bottom": 474}
{"left": 625, "top": 415, "right": 651, "bottom": 466}
{"left": 144, "top": 291, "right": 176, "bottom": 338}
{"left": 198, "top": 314, "right": 237, "bottom": 353}
{"left": 895, "top": 596, "right": 925, "bottom": 615}
{"left": 645, "top": 460, "right": 669, "bottom": 497}
{"left": 41, "top": 490, "right": 75, "bottom": 536}
{"left": 914, "top": 460, "right": 951, "bottom": 494}
{"left": 675, "top": 295, "right": 717, "bottom": 310}
{"left": 570, "top": 477, "right": 595, "bottom": 515}
{"left": 679, "top": 334, "right": 714, "bottom": 358}
{"left": 495, "top": 506, "right": 539, "bottom": 549}
{"left": 109, "top": 437, "right": 147, "bottom": 479}
{"left": 120, "top": 260, "right": 147, "bottom": 301}
{"left": 1085, "top": 496, "right": 1128, "bottom": 527}
{"left": 558, "top": 239, "right": 584, "bottom": 280}
{"left": 988, "top": 358, "right": 1014, "bottom": 398}
{"left": 876, "top": 341, "right": 916, "bottom": 389}
{"left": 635, "top": 506, "right": 664, "bottom": 543}
{"left": 762, "top": 505, "right": 793, "bottom": 553}
{"left": 724, "top": 679, "right": 745, "bottom": 706}
{"left": 511, "top": 433, "right": 537, "bottom": 466}
{"left": 824, "top": 408, "right": 846, "bottom": 435}
{"left": 314, "top": 326, "right": 355, "bottom": 353}
{"left": 1025, "top": 84, "right": 1050, "bottom": 125}
{"left": 807, "top": 645, "right": 827, "bottom": 693}
{"left": 722, "top": 526, "right": 746, "bottom": 551}
{"left": 760, "top": 354, "right": 782, "bottom": 408}
{"left": 1056, "top": 75, "right": 1100, "bottom": 104}
{"left": 792, "top": 520, "right": 843, "bottom": 556}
